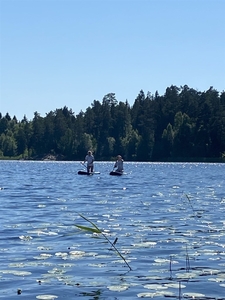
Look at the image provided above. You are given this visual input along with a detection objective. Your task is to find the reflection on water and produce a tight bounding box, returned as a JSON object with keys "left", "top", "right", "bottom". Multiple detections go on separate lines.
{"left": 0, "top": 161, "right": 225, "bottom": 299}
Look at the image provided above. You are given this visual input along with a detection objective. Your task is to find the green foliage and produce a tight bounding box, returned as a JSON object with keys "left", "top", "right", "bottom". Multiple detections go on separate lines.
{"left": 75, "top": 224, "right": 101, "bottom": 234}
{"left": 0, "top": 133, "right": 17, "bottom": 156}
{"left": 0, "top": 86, "right": 225, "bottom": 161}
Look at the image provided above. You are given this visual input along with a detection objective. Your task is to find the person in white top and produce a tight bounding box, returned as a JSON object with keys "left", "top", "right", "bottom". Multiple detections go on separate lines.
{"left": 114, "top": 155, "right": 124, "bottom": 173}
{"left": 84, "top": 151, "right": 94, "bottom": 173}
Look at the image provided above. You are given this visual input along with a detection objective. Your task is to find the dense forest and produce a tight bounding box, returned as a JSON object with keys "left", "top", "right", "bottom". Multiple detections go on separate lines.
{"left": 0, "top": 85, "right": 225, "bottom": 162}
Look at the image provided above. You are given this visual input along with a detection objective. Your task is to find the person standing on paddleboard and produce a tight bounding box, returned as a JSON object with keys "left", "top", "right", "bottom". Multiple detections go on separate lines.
{"left": 84, "top": 151, "right": 94, "bottom": 174}
{"left": 114, "top": 155, "right": 124, "bottom": 173}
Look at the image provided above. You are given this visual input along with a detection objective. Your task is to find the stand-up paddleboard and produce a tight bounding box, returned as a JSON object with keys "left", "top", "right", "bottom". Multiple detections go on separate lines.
{"left": 78, "top": 170, "right": 100, "bottom": 175}
{"left": 109, "top": 170, "right": 123, "bottom": 176}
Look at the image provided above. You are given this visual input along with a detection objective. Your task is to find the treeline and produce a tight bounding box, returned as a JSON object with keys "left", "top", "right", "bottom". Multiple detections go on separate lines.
{"left": 0, "top": 85, "right": 225, "bottom": 162}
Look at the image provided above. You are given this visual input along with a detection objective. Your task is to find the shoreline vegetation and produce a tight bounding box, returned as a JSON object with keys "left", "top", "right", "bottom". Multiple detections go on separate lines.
{"left": 0, "top": 154, "right": 224, "bottom": 163}
{"left": 1, "top": 86, "right": 225, "bottom": 162}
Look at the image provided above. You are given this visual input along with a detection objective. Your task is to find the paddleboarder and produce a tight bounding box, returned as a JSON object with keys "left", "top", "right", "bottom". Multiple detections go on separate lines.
{"left": 114, "top": 155, "right": 124, "bottom": 173}
{"left": 84, "top": 150, "right": 94, "bottom": 174}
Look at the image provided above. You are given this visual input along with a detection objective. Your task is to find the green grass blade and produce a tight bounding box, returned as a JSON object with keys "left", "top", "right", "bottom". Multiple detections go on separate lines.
{"left": 75, "top": 213, "right": 132, "bottom": 270}
{"left": 78, "top": 213, "right": 100, "bottom": 231}
{"left": 75, "top": 224, "right": 101, "bottom": 234}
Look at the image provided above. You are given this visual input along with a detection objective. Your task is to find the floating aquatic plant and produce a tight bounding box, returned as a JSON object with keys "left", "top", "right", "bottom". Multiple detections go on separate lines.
{"left": 107, "top": 285, "right": 129, "bottom": 292}
{"left": 36, "top": 295, "right": 58, "bottom": 300}
{"left": 74, "top": 213, "right": 132, "bottom": 270}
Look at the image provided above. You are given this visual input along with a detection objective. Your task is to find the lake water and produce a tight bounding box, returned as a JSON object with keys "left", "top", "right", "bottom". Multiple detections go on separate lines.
{"left": 0, "top": 161, "right": 225, "bottom": 300}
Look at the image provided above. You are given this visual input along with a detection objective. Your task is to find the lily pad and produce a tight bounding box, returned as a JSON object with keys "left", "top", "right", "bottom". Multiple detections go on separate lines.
{"left": 0, "top": 270, "right": 31, "bottom": 276}
{"left": 164, "top": 282, "right": 186, "bottom": 288}
{"left": 132, "top": 241, "right": 157, "bottom": 248}
{"left": 144, "top": 284, "right": 168, "bottom": 290}
{"left": 107, "top": 285, "right": 129, "bottom": 292}
{"left": 36, "top": 295, "right": 58, "bottom": 300}
{"left": 183, "top": 292, "right": 205, "bottom": 298}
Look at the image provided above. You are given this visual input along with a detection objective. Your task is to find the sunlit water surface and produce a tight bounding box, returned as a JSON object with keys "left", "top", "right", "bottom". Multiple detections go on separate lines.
{"left": 0, "top": 161, "right": 225, "bottom": 300}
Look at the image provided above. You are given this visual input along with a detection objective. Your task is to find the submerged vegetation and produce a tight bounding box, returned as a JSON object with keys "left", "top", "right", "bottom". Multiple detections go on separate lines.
{"left": 0, "top": 85, "right": 225, "bottom": 161}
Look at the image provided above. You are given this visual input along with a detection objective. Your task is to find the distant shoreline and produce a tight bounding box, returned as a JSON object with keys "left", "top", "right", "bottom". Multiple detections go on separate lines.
{"left": 0, "top": 155, "right": 224, "bottom": 163}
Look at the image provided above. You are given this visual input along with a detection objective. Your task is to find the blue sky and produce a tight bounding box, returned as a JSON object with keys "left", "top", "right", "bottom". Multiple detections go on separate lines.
{"left": 0, "top": 0, "right": 224, "bottom": 121}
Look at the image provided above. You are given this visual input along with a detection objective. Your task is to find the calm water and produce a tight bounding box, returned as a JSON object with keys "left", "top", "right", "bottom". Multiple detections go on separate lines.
{"left": 0, "top": 161, "right": 225, "bottom": 300}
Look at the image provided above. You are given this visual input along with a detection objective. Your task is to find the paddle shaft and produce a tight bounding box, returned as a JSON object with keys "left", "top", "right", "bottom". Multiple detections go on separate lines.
{"left": 80, "top": 161, "right": 95, "bottom": 173}
{"left": 80, "top": 162, "right": 87, "bottom": 168}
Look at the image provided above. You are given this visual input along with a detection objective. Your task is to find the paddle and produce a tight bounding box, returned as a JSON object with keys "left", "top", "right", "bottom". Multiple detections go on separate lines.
{"left": 111, "top": 165, "right": 116, "bottom": 172}
{"left": 80, "top": 161, "right": 97, "bottom": 174}
{"left": 111, "top": 164, "right": 122, "bottom": 174}
{"left": 80, "top": 162, "right": 87, "bottom": 169}
{"left": 111, "top": 164, "right": 123, "bottom": 175}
